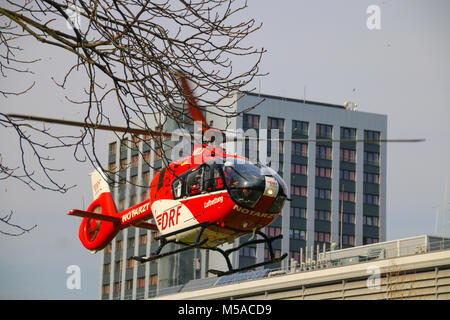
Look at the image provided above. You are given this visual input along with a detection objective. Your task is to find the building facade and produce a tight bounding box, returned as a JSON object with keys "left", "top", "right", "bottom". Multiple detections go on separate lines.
{"left": 99, "top": 91, "right": 387, "bottom": 299}
{"left": 208, "top": 91, "right": 387, "bottom": 272}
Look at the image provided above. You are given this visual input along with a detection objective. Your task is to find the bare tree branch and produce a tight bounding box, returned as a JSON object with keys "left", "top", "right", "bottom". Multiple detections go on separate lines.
{"left": 0, "top": 210, "right": 37, "bottom": 236}
{"left": 0, "top": 0, "right": 265, "bottom": 194}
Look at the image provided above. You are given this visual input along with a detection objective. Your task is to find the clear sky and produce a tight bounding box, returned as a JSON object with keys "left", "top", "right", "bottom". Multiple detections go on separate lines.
{"left": 0, "top": 0, "right": 449, "bottom": 299}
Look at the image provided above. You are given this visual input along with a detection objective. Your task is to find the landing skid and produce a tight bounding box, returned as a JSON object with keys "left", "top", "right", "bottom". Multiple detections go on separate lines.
{"left": 132, "top": 222, "right": 211, "bottom": 263}
{"left": 132, "top": 222, "right": 287, "bottom": 277}
{"left": 208, "top": 231, "right": 287, "bottom": 277}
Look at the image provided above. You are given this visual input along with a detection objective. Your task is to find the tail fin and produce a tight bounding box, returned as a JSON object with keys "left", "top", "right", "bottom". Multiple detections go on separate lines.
{"left": 74, "top": 168, "right": 120, "bottom": 252}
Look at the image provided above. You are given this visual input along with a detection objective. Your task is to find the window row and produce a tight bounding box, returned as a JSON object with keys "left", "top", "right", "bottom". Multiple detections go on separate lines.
{"left": 315, "top": 188, "right": 331, "bottom": 200}
{"left": 315, "top": 209, "right": 331, "bottom": 221}
{"left": 342, "top": 234, "right": 355, "bottom": 246}
{"left": 291, "top": 185, "right": 307, "bottom": 197}
{"left": 363, "top": 215, "right": 379, "bottom": 226}
{"left": 292, "top": 142, "right": 308, "bottom": 157}
{"left": 364, "top": 193, "right": 379, "bottom": 205}
{"left": 290, "top": 206, "right": 307, "bottom": 218}
{"left": 364, "top": 172, "right": 380, "bottom": 184}
{"left": 291, "top": 163, "right": 308, "bottom": 175}
{"left": 340, "top": 169, "right": 356, "bottom": 181}
{"left": 314, "top": 231, "right": 331, "bottom": 243}
{"left": 339, "top": 191, "right": 356, "bottom": 203}
{"left": 239, "top": 246, "right": 256, "bottom": 257}
{"left": 363, "top": 237, "right": 379, "bottom": 245}
{"left": 316, "top": 166, "right": 332, "bottom": 178}
{"left": 290, "top": 229, "right": 306, "bottom": 240}
{"left": 364, "top": 151, "right": 380, "bottom": 166}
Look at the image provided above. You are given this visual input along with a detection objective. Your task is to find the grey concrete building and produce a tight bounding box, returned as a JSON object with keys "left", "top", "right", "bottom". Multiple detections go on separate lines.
{"left": 208, "top": 91, "right": 387, "bottom": 271}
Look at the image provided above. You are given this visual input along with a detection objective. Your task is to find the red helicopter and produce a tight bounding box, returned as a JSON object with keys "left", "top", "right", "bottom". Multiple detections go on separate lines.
{"left": 7, "top": 75, "right": 289, "bottom": 276}
{"left": 6, "top": 75, "right": 425, "bottom": 276}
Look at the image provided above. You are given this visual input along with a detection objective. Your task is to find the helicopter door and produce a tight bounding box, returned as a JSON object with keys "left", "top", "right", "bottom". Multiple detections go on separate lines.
{"left": 186, "top": 165, "right": 208, "bottom": 196}
{"left": 206, "top": 164, "right": 225, "bottom": 192}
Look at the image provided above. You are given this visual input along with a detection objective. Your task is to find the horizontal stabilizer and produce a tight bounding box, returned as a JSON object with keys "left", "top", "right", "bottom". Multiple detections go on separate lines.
{"left": 68, "top": 209, "right": 121, "bottom": 223}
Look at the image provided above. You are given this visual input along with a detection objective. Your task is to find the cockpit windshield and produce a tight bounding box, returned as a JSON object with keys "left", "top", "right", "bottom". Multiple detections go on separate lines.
{"left": 221, "top": 159, "right": 266, "bottom": 208}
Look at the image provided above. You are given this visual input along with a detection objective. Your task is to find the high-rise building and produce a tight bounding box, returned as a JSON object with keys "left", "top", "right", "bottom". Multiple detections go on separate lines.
{"left": 99, "top": 91, "right": 386, "bottom": 299}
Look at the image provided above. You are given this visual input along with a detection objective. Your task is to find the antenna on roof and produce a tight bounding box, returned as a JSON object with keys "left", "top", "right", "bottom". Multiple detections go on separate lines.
{"left": 344, "top": 101, "right": 358, "bottom": 111}
{"left": 258, "top": 78, "right": 261, "bottom": 97}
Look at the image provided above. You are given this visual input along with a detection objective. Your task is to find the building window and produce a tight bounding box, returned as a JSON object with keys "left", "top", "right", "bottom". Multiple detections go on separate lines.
{"left": 291, "top": 163, "right": 307, "bottom": 175}
{"left": 150, "top": 275, "right": 158, "bottom": 286}
{"left": 340, "top": 169, "right": 356, "bottom": 181}
{"left": 120, "top": 138, "right": 128, "bottom": 153}
{"left": 102, "top": 284, "right": 110, "bottom": 295}
{"left": 267, "top": 226, "right": 282, "bottom": 237}
{"left": 264, "top": 248, "right": 281, "bottom": 259}
{"left": 315, "top": 209, "right": 331, "bottom": 221}
{"left": 103, "top": 263, "right": 111, "bottom": 273}
{"left": 342, "top": 235, "right": 355, "bottom": 246}
{"left": 363, "top": 215, "right": 379, "bottom": 227}
{"left": 292, "top": 142, "right": 308, "bottom": 157}
{"left": 108, "top": 162, "right": 117, "bottom": 173}
{"left": 314, "top": 231, "right": 331, "bottom": 243}
{"left": 131, "top": 155, "right": 139, "bottom": 168}
{"left": 317, "top": 145, "right": 332, "bottom": 160}
{"left": 363, "top": 237, "right": 379, "bottom": 245}
{"left": 291, "top": 185, "right": 307, "bottom": 197}
{"left": 364, "top": 130, "right": 381, "bottom": 144}
{"left": 243, "top": 114, "right": 260, "bottom": 129}
{"left": 127, "top": 237, "right": 135, "bottom": 249}
{"left": 138, "top": 277, "right": 145, "bottom": 288}
{"left": 315, "top": 188, "right": 331, "bottom": 200}
{"left": 143, "top": 151, "right": 151, "bottom": 164}
{"left": 341, "top": 127, "right": 357, "bottom": 139}
{"left": 364, "top": 193, "right": 379, "bottom": 205}
{"left": 268, "top": 117, "right": 284, "bottom": 132}
{"left": 119, "top": 158, "right": 128, "bottom": 170}
{"left": 240, "top": 246, "right": 256, "bottom": 257}
{"left": 109, "top": 142, "right": 117, "bottom": 156}
{"left": 139, "top": 234, "right": 147, "bottom": 245}
{"left": 290, "top": 206, "right": 306, "bottom": 218}
{"left": 290, "top": 251, "right": 301, "bottom": 262}
{"left": 339, "top": 191, "right": 355, "bottom": 202}
{"left": 155, "top": 146, "right": 163, "bottom": 161}
{"left": 290, "top": 229, "right": 306, "bottom": 240}
{"left": 316, "top": 124, "right": 332, "bottom": 139}
{"left": 126, "top": 280, "right": 133, "bottom": 291}
{"left": 292, "top": 120, "right": 308, "bottom": 136}
{"left": 132, "top": 135, "right": 140, "bottom": 149}
{"left": 340, "top": 149, "right": 356, "bottom": 163}
{"left": 116, "top": 240, "right": 123, "bottom": 251}
{"left": 364, "top": 151, "right": 380, "bottom": 166}
{"left": 118, "top": 199, "right": 125, "bottom": 211}
{"left": 316, "top": 166, "right": 332, "bottom": 178}
{"left": 339, "top": 212, "right": 355, "bottom": 224}
{"left": 364, "top": 172, "right": 380, "bottom": 184}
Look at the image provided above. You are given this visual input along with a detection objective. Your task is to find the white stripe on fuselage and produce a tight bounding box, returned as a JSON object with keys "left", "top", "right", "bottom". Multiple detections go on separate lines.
{"left": 151, "top": 190, "right": 228, "bottom": 239}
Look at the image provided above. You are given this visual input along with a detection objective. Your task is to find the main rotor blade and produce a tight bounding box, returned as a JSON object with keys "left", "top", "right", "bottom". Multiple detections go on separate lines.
{"left": 6, "top": 114, "right": 172, "bottom": 138}
{"left": 232, "top": 137, "right": 426, "bottom": 143}
{"left": 178, "top": 73, "right": 209, "bottom": 130}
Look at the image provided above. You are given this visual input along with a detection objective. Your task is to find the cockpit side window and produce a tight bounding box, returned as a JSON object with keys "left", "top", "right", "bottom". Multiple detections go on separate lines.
{"left": 186, "top": 166, "right": 207, "bottom": 196}
{"left": 173, "top": 175, "right": 187, "bottom": 199}
{"left": 205, "top": 165, "right": 225, "bottom": 192}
